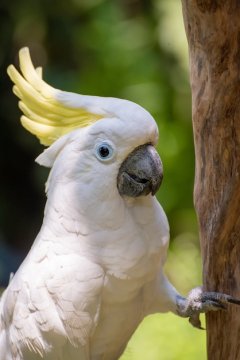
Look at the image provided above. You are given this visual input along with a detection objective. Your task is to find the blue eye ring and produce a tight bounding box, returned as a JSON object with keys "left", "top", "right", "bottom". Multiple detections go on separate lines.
{"left": 94, "top": 141, "right": 115, "bottom": 162}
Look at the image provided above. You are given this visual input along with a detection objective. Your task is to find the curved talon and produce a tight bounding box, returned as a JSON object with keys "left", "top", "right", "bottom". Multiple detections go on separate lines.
{"left": 201, "top": 292, "right": 240, "bottom": 306}
{"left": 176, "top": 286, "right": 240, "bottom": 329}
{"left": 189, "top": 315, "right": 205, "bottom": 330}
{"left": 227, "top": 297, "right": 240, "bottom": 305}
{"left": 202, "top": 300, "right": 227, "bottom": 311}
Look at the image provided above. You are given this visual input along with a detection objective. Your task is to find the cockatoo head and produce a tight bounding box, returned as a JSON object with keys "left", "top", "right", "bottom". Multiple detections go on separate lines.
{"left": 8, "top": 48, "right": 163, "bottom": 200}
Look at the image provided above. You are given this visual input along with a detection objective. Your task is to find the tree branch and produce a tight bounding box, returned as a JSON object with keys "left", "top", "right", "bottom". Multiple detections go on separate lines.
{"left": 181, "top": 1, "right": 240, "bottom": 358}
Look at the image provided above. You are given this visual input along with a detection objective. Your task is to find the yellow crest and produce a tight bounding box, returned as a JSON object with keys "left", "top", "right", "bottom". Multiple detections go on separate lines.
{"left": 7, "top": 48, "right": 103, "bottom": 146}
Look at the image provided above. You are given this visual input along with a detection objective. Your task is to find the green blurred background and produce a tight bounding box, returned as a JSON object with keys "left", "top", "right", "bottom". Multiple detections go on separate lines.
{"left": 0, "top": 0, "right": 206, "bottom": 358}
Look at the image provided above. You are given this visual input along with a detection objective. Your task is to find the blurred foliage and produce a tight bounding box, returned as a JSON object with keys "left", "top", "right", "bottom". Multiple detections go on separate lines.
{"left": 0, "top": 0, "right": 206, "bottom": 358}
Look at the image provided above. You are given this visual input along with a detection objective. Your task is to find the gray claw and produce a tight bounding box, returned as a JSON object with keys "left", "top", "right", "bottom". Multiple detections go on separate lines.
{"left": 201, "top": 292, "right": 240, "bottom": 306}
{"left": 227, "top": 297, "right": 240, "bottom": 305}
{"left": 202, "top": 300, "right": 227, "bottom": 311}
{"left": 189, "top": 314, "right": 205, "bottom": 330}
{"left": 176, "top": 286, "right": 240, "bottom": 329}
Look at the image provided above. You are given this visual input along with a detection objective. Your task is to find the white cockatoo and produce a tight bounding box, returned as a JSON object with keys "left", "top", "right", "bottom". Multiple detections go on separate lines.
{"left": 1, "top": 48, "right": 239, "bottom": 360}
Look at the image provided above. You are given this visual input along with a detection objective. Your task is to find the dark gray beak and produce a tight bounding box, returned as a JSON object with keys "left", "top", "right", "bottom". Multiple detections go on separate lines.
{"left": 117, "top": 144, "right": 163, "bottom": 197}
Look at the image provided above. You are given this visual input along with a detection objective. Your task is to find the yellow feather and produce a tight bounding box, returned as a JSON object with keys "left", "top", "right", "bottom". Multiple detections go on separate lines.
{"left": 35, "top": 67, "right": 42, "bottom": 78}
{"left": 18, "top": 47, "right": 55, "bottom": 98}
{"left": 7, "top": 47, "right": 103, "bottom": 146}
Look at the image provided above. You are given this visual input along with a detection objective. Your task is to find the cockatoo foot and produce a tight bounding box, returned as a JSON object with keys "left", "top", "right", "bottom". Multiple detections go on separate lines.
{"left": 176, "top": 286, "right": 240, "bottom": 329}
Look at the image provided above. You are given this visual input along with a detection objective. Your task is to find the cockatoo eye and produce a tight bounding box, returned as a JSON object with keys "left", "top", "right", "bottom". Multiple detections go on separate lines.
{"left": 94, "top": 141, "right": 115, "bottom": 162}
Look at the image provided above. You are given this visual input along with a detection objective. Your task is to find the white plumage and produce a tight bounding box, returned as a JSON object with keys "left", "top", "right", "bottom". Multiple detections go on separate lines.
{"left": 1, "top": 48, "right": 237, "bottom": 360}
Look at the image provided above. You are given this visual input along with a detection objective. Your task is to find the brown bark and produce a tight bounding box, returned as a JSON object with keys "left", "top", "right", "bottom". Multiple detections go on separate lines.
{"left": 181, "top": 1, "right": 240, "bottom": 359}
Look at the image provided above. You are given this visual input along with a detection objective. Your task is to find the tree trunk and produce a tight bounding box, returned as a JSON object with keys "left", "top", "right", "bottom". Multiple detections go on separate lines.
{"left": 181, "top": 1, "right": 240, "bottom": 359}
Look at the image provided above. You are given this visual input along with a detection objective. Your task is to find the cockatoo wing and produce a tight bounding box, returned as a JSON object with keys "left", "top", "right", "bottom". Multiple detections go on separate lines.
{"left": 0, "top": 255, "right": 104, "bottom": 360}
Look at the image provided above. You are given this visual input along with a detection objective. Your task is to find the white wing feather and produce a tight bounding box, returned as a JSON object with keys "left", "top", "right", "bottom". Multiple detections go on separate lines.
{"left": 0, "top": 254, "right": 104, "bottom": 360}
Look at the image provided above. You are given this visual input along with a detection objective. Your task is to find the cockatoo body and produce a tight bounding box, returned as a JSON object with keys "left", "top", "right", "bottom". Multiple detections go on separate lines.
{"left": 0, "top": 48, "right": 239, "bottom": 360}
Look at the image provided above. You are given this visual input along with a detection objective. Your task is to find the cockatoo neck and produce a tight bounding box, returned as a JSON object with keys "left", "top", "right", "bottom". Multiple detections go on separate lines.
{"left": 40, "top": 174, "right": 156, "bottom": 244}
{"left": 41, "top": 177, "right": 127, "bottom": 238}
